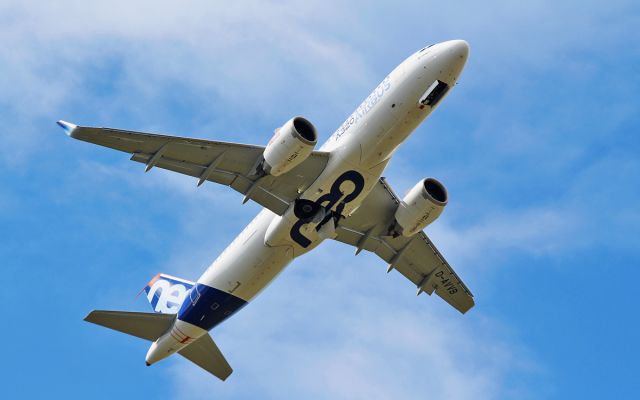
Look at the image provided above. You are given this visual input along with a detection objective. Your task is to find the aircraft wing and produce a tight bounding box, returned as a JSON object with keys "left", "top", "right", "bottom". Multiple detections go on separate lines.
{"left": 334, "top": 178, "right": 474, "bottom": 313}
{"left": 58, "top": 121, "right": 330, "bottom": 216}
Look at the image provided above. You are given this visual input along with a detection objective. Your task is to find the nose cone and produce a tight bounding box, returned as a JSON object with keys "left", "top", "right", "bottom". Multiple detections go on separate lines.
{"left": 443, "top": 39, "right": 469, "bottom": 61}
{"left": 430, "top": 39, "right": 469, "bottom": 85}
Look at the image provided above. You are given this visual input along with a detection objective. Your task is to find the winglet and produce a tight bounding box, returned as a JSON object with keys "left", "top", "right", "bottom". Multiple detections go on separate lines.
{"left": 56, "top": 120, "right": 78, "bottom": 137}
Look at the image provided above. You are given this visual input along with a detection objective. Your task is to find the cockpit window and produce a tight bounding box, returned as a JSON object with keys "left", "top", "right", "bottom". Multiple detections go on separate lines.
{"left": 419, "top": 44, "right": 435, "bottom": 53}
{"left": 419, "top": 80, "right": 450, "bottom": 107}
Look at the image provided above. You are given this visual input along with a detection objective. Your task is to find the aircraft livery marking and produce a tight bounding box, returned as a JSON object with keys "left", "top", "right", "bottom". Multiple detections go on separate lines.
{"left": 178, "top": 283, "right": 247, "bottom": 331}
{"left": 146, "top": 278, "right": 193, "bottom": 314}
{"left": 290, "top": 170, "right": 365, "bottom": 248}
{"left": 435, "top": 270, "right": 458, "bottom": 295}
{"left": 331, "top": 76, "right": 391, "bottom": 142}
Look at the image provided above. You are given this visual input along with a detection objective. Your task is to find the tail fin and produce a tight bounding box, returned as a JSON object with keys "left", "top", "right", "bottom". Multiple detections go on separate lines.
{"left": 84, "top": 310, "right": 174, "bottom": 341}
{"left": 143, "top": 273, "right": 194, "bottom": 314}
{"left": 179, "top": 334, "right": 233, "bottom": 381}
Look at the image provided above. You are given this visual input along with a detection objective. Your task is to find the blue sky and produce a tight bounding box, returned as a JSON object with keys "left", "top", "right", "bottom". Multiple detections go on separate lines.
{"left": 1, "top": 1, "right": 639, "bottom": 399}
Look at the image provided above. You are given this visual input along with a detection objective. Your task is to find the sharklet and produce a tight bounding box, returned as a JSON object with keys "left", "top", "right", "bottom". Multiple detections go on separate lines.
{"left": 56, "top": 120, "right": 78, "bottom": 137}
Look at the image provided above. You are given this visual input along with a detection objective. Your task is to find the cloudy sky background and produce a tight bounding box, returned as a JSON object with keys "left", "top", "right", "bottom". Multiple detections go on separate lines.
{"left": 2, "top": 1, "right": 638, "bottom": 399}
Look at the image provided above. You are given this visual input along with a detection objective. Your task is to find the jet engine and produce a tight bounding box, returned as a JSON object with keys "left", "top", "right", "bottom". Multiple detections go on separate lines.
{"left": 392, "top": 178, "right": 448, "bottom": 237}
{"left": 263, "top": 117, "right": 318, "bottom": 176}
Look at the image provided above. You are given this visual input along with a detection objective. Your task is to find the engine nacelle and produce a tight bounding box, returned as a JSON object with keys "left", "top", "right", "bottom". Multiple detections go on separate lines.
{"left": 393, "top": 178, "right": 448, "bottom": 237}
{"left": 263, "top": 117, "right": 317, "bottom": 176}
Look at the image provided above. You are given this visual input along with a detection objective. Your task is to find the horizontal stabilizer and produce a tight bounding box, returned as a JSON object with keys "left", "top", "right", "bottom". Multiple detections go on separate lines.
{"left": 179, "top": 334, "right": 233, "bottom": 381}
{"left": 84, "top": 310, "right": 175, "bottom": 341}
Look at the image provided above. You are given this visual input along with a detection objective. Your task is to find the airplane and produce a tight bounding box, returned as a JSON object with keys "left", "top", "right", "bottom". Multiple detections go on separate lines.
{"left": 59, "top": 39, "right": 474, "bottom": 381}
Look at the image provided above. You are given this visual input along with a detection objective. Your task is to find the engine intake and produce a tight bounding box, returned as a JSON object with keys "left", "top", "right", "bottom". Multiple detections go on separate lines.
{"left": 263, "top": 116, "right": 317, "bottom": 176}
{"left": 393, "top": 178, "right": 448, "bottom": 237}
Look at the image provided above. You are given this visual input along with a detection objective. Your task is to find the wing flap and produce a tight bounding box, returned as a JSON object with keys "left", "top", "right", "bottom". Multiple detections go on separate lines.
{"left": 130, "top": 152, "right": 290, "bottom": 214}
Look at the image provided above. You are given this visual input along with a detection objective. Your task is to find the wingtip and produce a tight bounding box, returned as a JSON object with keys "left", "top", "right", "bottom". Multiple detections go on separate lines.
{"left": 220, "top": 370, "right": 233, "bottom": 381}
{"left": 83, "top": 310, "right": 97, "bottom": 322}
{"left": 57, "top": 120, "right": 78, "bottom": 137}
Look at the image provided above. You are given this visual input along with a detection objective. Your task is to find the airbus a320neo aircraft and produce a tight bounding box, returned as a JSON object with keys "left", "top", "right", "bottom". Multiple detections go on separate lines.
{"left": 59, "top": 40, "right": 474, "bottom": 380}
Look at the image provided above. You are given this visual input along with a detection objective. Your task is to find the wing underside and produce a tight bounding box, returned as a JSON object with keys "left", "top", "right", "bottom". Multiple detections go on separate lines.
{"left": 60, "top": 121, "right": 329, "bottom": 215}
{"left": 335, "top": 178, "right": 474, "bottom": 313}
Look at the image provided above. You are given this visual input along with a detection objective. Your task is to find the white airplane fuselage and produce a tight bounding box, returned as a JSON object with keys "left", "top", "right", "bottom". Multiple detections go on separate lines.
{"left": 146, "top": 40, "right": 469, "bottom": 365}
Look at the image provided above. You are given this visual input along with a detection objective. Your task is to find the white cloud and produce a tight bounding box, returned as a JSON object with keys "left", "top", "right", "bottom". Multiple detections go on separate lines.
{"left": 430, "top": 207, "right": 584, "bottom": 270}
{"left": 0, "top": 0, "right": 375, "bottom": 164}
{"left": 4, "top": 1, "right": 637, "bottom": 397}
{"left": 161, "top": 244, "right": 544, "bottom": 399}
{"left": 57, "top": 160, "right": 552, "bottom": 397}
